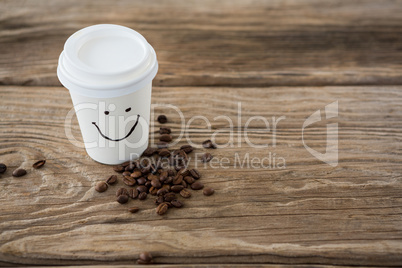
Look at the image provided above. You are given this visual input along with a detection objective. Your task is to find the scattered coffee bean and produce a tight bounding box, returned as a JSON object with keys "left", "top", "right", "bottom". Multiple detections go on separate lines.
{"left": 191, "top": 181, "right": 204, "bottom": 190}
{"left": 157, "top": 115, "right": 168, "bottom": 124}
{"left": 164, "top": 192, "right": 176, "bottom": 202}
{"left": 171, "top": 185, "right": 184, "bottom": 193}
{"left": 128, "top": 207, "right": 140, "bottom": 213}
{"left": 138, "top": 192, "right": 147, "bottom": 200}
{"left": 142, "top": 147, "right": 158, "bottom": 157}
{"left": 190, "top": 169, "right": 201, "bottom": 179}
{"left": 121, "top": 161, "right": 131, "bottom": 167}
{"left": 203, "top": 187, "right": 215, "bottom": 196}
{"left": 137, "top": 185, "right": 148, "bottom": 193}
{"left": 117, "top": 194, "right": 129, "bottom": 204}
{"left": 184, "top": 176, "right": 196, "bottom": 184}
{"left": 129, "top": 188, "right": 139, "bottom": 199}
{"left": 172, "top": 174, "right": 183, "bottom": 185}
{"left": 122, "top": 171, "right": 131, "bottom": 177}
{"left": 12, "top": 168, "right": 27, "bottom": 177}
{"left": 130, "top": 170, "right": 142, "bottom": 179}
{"left": 116, "top": 188, "right": 129, "bottom": 197}
{"left": 157, "top": 187, "right": 169, "bottom": 196}
{"left": 32, "top": 160, "right": 46, "bottom": 169}
{"left": 95, "top": 181, "right": 108, "bottom": 192}
{"left": 156, "top": 203, "right": 168, "bottom": 215}
{"left": 160, "top": 127, "right": 171, "bottom": 134}
{"left": 155, "top": 196, "right": 164, "bottom": 205}
{"left": 180, "top": 189, "right": 192, "bottom": 198}
{"left": 160, "top": 134, "right": 172, "bottom": 142}
{"left": 138, "top": 251, "right": 153, "bottom": 264}
{"left": 137, "top": 177, "right": 147, "bottom": 185}
{"left": 123, "top": 176, "right": 136, "bottom": 186}
{"left": 158, "top": 148, "right": 171, "bottom": 157}
{"left": 149, "top": 186, "right": 158, "bottom": 195}
{"left": 113, "top": 165, "right": 125, "bottom": 173}
{"left": 106, "top": 175, "right": 118, "bottom": 185}
{"left": 201, "top": 153, "right": 213, "bottom": 163}
{"left": 0, "top": 163, "right": 7, "bottom": 174}
{"left": 180, "top": 144, "right": 193, "bottom": 154}
{"left": 151, "top": 179, "right": 161, "bottom": 188}
{"left": 171, "top": 199, "right": 183, "bottom": 208}
{"left": 202, "top": 139, "right": 217, "bottom": 149}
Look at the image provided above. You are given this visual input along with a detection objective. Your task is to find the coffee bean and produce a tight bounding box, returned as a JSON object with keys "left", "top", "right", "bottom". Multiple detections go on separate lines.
{"left": 129, "top": 188, "right": 139, "bottom": 199}
{"left": 130, "top": 170, "right": 142, "bottom": 179}
{"left": 159, "top": 127, "right": 171, "bottom": 134}
{"left": 128, "top": 207, "right": 140, "bottom": 213}
{"left": 122, "top": 171, "right": 131, "bottom": 177}
{"left": 190, "top": 169, "right": 201, "bottom": 179}
{"left": 184, "top": 176, "right": 196, "bottom": 184}
{"left": 171, "top": 185, "right": 184, "bottom": 193}
{"left": 113, "top": 165, "right": 125, "bottom": 173}
{"left": 177, "top": 168, "right": 190, "bottom": 177}
{"left": 125, "top": 165, "right": 134, "bottom": 172}
{"left": 155, "top": 195, "right": 164, "bottom": 205}
{"left": 164, "top": 192, "right": 176, "bottom": 202}
{"left": 145, "top": 180, "right": 152, "bottom": 188}
{"left": 180, "top": 144, "right": 193, "bottom": 154}
{"left": 171, "top": 199, "right": 183, "bottom": 208}
{"left": 150, "top": 164, "right": 158, "bottom": 174}
{"left": 157, "top": 115, "right": 168, "bottom": 124}
{"left": 160, "top": 134, "right": 172, "bottom": 142}
{"left": 95, "top": 181, "right": 108, "bottom": 192}
{"left": 202, "top": 139, "right": 217, "bottom": 149}
{"left": 159, "top": 170, "right": 168, "bottom": 182}
{"left": 123, "top": 176, "right": 136, "bottom": 186}
{"left": 32, "top": 160, "right": 46, "bottom": 169}
{"left": 181, "top": 180, "right": 188, "bottom": 188}
{"left": 137, "top": 251, "right": 152, "bottom": 264}
{"left": 138, "top": 192, "right": 147, "bottom": 200}
{"left": 137, "top": 185, "right": 148, "bottom": 193}
{"left": 203, "top": 187, "right": 215, "bottom": 196}
{"left": 157, "top": 187, "right": 169, "bottom": 196}
{"left": 156, "top": 203, "right": 168, "bottom": 215}
{"left": 165, "top": 176, "right": 173, "bottom": 184}
{"left": 12, "top": 168, "right": 27, "bottom": 177}
{"left": 117, "top": 194, "right": 129, "bottom": 204}
{"left": 180, "top": 189, "right": 192, "bottom": 198}
{"left": 191, "top": 181, "right": 204, "bottom": 190}
{"left": 0, "top": 163, "right": 6, "bottom": 174}
{"left": 116, "top": 187, "right": 129, "bottom": 197}
{"left": 151, "top": 179, "right": 161, "bottom": 188}
{"left": 158, "top": 148, "right": 171, "bottom": 158}
{"left": 149, "top": 186, "right": 158, "bottom": 195}
{"left": 121, "top": 161, "right": 131, "bottom": 167}
{"left": 147, "top": 174, "right": 159, "bottom": 181}
{"left": 106, "top": 175, "right": 118, "bottom": 185}
{"left": 167, "top": 169, "right": 175, "bottom": 176}
{"left": 142, "top": 147, "right": 158, "bottom": 157}
{"left": 137, "top": 177, "right": 147, "bottom": 185}
{"left": 173, "top": 174, "right": 183, "bottom": 185}
{"left": 201, "top": 153, "right": 213, "bottom": 163}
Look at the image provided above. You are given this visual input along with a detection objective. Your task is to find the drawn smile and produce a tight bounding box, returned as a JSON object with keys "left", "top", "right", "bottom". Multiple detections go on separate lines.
{"left": 92, "top": 114, "right": 140, "bottom": 142}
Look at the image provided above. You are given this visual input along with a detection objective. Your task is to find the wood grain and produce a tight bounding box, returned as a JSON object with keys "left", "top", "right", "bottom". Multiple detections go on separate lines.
{"left": 2, "top": 0, "right": 402, "bottom": 87}
{"left": 0, "top": 85, "right": 401, "bottom": 266}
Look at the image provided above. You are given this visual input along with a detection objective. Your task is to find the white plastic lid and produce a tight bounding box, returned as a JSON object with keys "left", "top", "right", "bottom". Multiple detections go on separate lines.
{"left": 57, "top": 24, "right": 158, "bottom": 98}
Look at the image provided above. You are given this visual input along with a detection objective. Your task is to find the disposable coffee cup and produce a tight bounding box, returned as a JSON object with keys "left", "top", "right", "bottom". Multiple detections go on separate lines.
{"left": 57, "top": 24, "right": 158, "bottom": 165}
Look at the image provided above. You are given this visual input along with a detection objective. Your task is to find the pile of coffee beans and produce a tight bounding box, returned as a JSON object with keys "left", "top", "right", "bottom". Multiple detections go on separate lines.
{"left": 95, "top": 114, "right": 215, "bottom": 216}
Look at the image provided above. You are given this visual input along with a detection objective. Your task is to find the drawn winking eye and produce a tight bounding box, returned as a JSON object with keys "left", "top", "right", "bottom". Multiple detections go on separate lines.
{"left": 104, "top": 111, "right": 110, "bottom": 115}
{"left": 125, "top": 107, "right": 131, "bottom": 112}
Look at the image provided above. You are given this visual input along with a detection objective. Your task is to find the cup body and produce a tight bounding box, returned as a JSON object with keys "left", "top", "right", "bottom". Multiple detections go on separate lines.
{"left": 57, "top": 24, "right": 158, "bottom": 164}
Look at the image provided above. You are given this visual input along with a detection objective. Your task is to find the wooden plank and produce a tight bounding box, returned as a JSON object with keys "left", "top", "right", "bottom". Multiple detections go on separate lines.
{"left": 1, "top": 0, "right": 402, "bottom": 87}
{"left": 0, "top": 85, "right": 401, "bottom": 266}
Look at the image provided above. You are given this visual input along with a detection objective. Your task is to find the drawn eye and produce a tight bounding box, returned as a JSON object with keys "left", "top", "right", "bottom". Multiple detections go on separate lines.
{"left": 104, "top": 111, "right": 110, "bottom": 115}
{"left": 125, "top": 107, "right": 131, "bottom": 112}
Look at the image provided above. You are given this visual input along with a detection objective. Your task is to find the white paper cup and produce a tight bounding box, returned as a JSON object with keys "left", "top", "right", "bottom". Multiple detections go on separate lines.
{"left": 57, "top": 24, "right": 158, "bottom": 165}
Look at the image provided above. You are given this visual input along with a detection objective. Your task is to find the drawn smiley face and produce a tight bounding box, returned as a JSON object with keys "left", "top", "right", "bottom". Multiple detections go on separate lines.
{"left": 92, "top": 106, "right": 140, "bottom": 142}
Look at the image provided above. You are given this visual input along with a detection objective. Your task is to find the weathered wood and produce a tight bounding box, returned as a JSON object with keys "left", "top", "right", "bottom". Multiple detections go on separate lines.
{"left": 1, "top": 0, "right": 402, "bottom": 87}
{"left": 0, "top": 85, "right": 401, "bottom": 266}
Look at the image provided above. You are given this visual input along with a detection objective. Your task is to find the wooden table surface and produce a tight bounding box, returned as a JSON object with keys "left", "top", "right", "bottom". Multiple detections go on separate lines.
{"left": 1, "top": 0, "right": 402, "bottom": 266}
